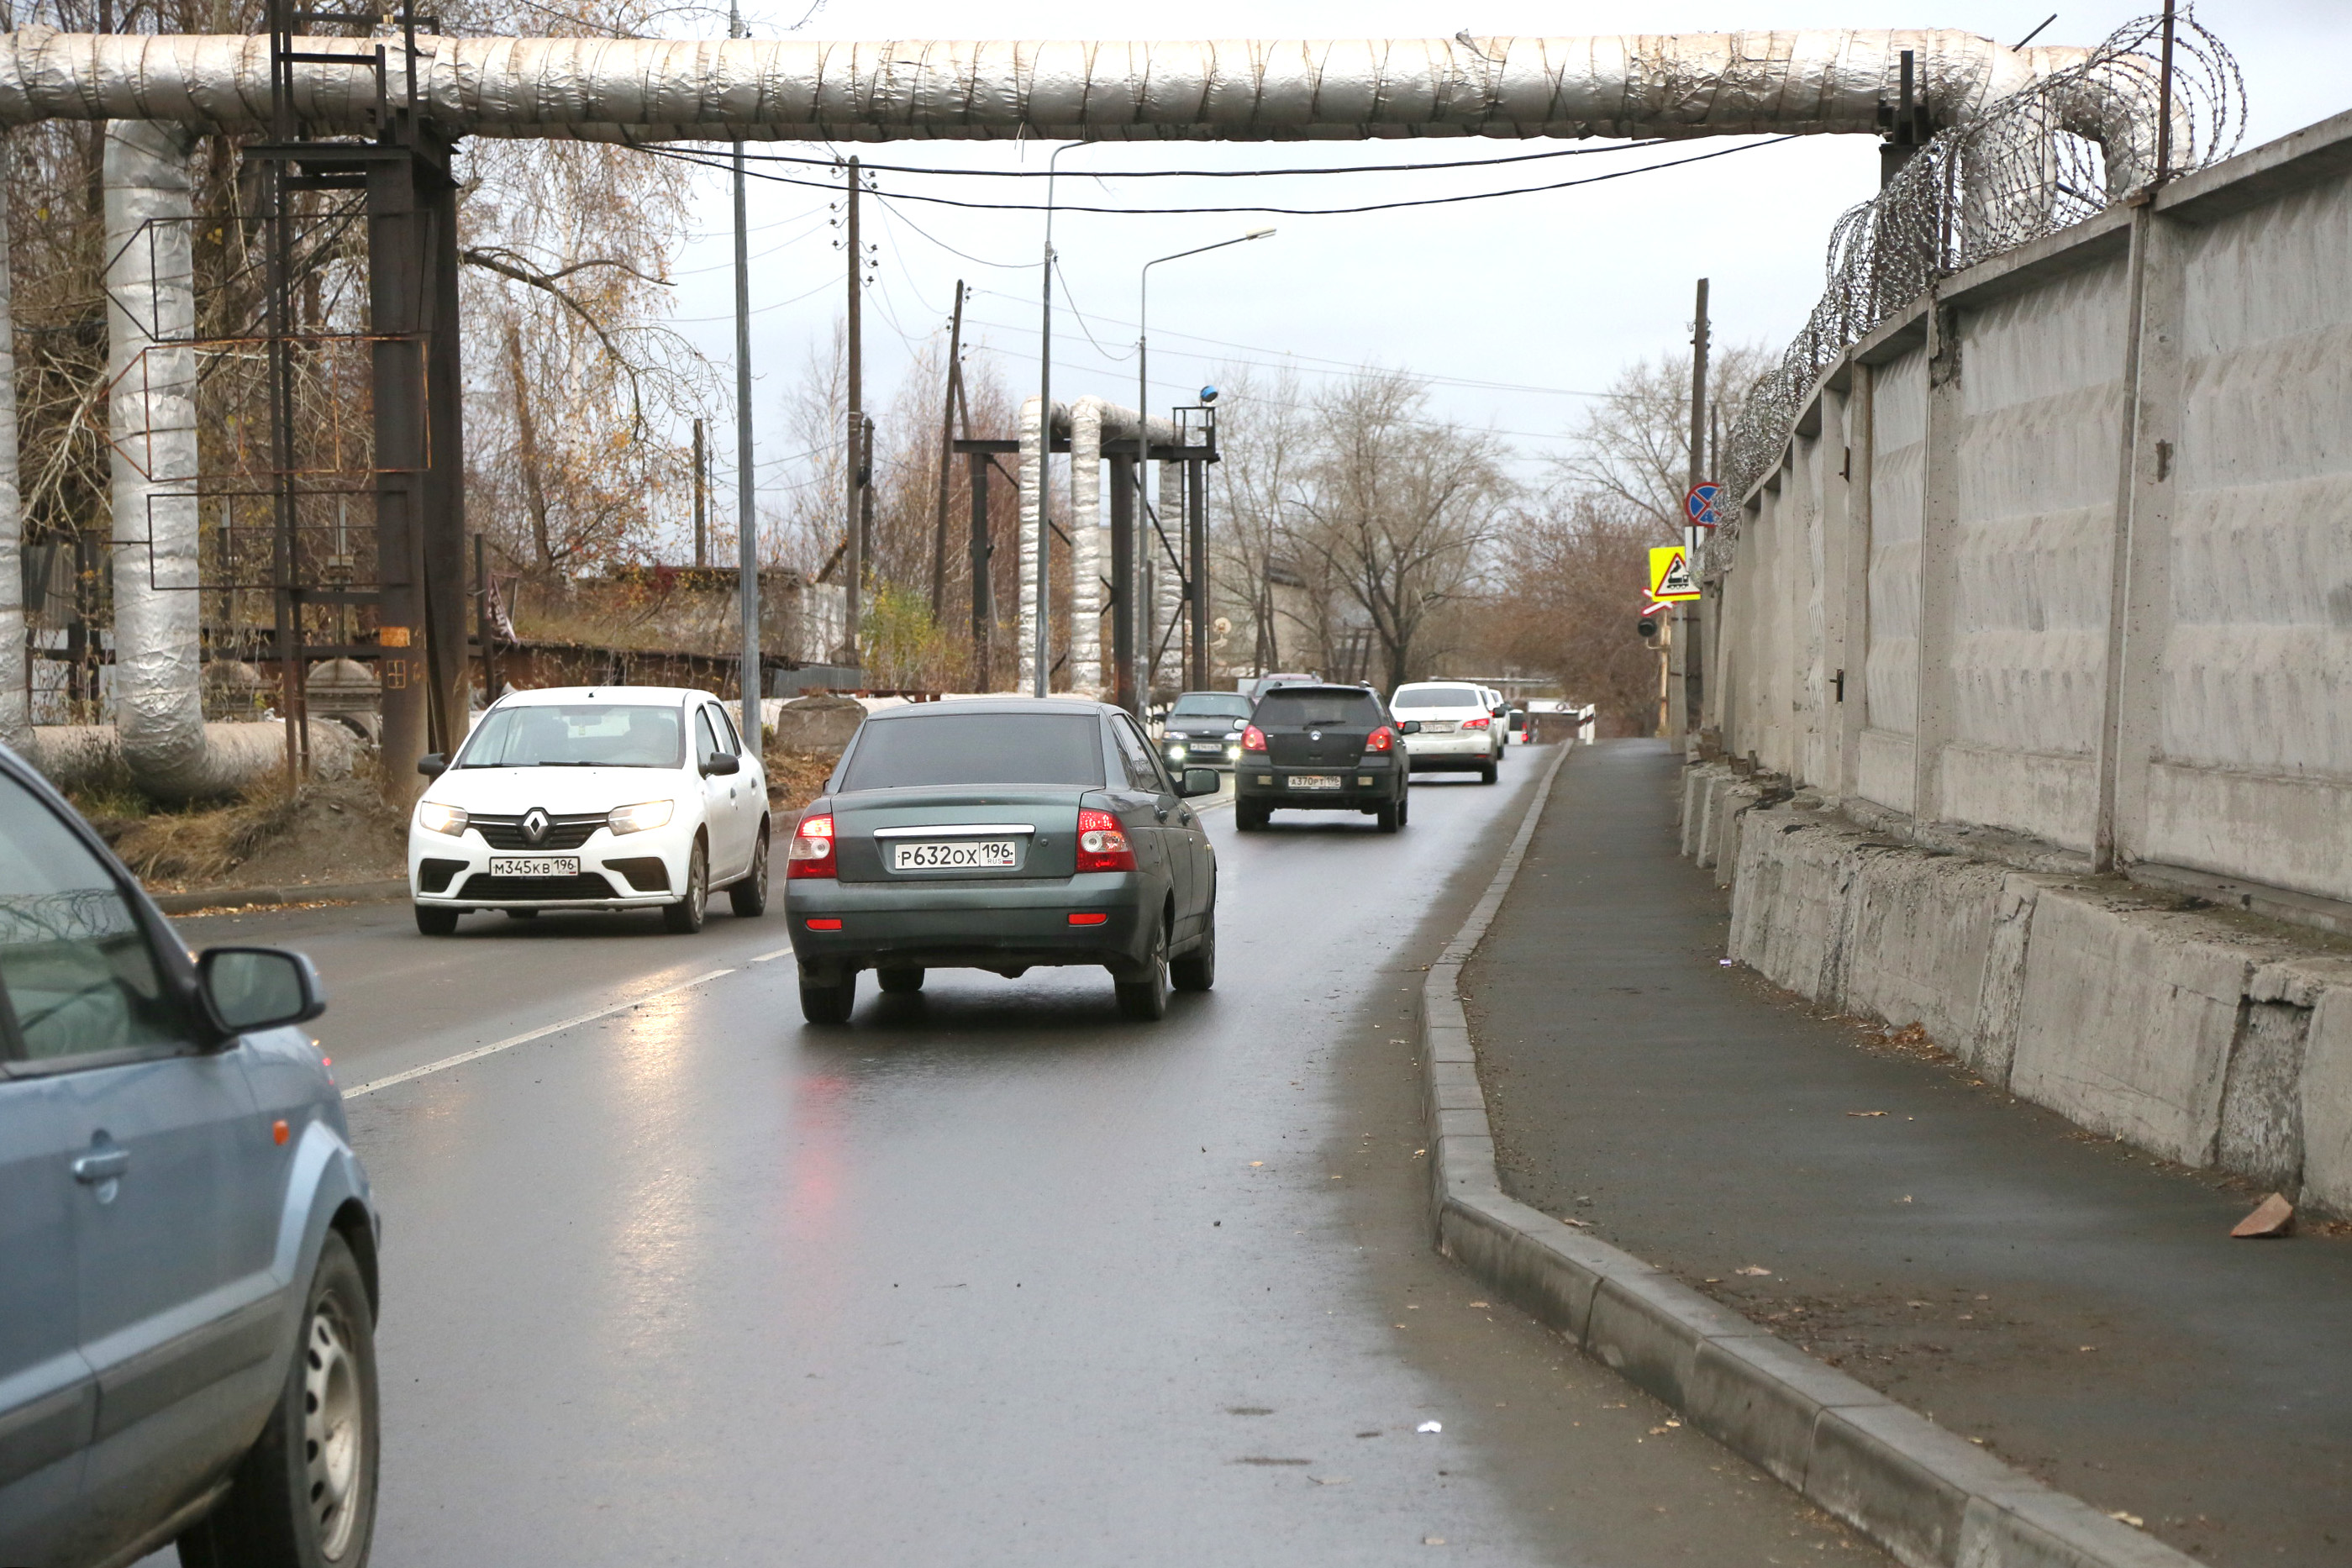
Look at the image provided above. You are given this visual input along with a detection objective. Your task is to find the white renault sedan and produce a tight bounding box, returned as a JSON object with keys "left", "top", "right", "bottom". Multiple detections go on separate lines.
{"left": 1388, "top": 681, "right": 1502, "bottom": 783}
{"left": 407, "top": 686, "right": 770, "bottom": 935}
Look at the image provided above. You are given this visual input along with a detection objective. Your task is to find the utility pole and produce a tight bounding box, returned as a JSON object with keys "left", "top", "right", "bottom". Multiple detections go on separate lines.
{"left": 844, "top": 155, "right": 864, "bottom": 668}
{"left": 931, "top": 281, "right": 964, "bottom": 619}
{"left": 1676, "top": 276, "right": 1711, "bottom": 745}
{"left": 730, "top": 0, "right": 758, "bottom": 747}
{"left": 692, "top": 417, "right": 707, "bottom": 570}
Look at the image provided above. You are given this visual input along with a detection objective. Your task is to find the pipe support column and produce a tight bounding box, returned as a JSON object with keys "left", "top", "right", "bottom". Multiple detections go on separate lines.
{"left": 106, "top": 118, "right": 226, "bottom": 799}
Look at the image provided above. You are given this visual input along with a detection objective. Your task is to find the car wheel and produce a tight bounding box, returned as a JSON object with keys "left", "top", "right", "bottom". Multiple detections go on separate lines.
{"left": 800, "top": 971, "right": 856, "bottom": 1024}
{"left": 176, "top": 1232, "right": 378, "bottom": 1568}
{"left": 877, "top": 966, "right": 924, "bottom": 994}
{"left": 1479, "top": 760, "right": 1498, "bottom": 785}
{"left": 729, "top": 827, "right": 770, "bottom": 918}
{"left": 413, "top": 903, "right": 458, "bottom": 936}
{"left": 1375, "top": 797, "right": 1401, "bottom": 834}
{"left": 503, "top": 908, "right": 538, "bottom": 920}
{"left": 663, "top": 841, "right": 708, "bottom": 934}
{"left": 1398, "top": 792, "right": 1411, "bottom": 828}
{"left": 1114, "top": 917, "right": 1171, "bottom": 1021}
{"left": 1171, "top": 911, "right": 1216, "bottom": 992}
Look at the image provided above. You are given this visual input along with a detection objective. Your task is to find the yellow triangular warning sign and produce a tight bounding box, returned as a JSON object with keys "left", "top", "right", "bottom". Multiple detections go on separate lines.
{"left": 1649, "top": 545, "right": 1700, "bottom": 602}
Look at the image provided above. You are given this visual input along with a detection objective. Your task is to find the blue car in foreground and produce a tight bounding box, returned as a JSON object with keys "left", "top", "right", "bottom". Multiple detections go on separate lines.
{"left": 0, "top": 745, "right": 380, "bottom": 1568}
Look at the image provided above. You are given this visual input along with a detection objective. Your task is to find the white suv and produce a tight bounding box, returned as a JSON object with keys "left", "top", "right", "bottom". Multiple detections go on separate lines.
{"left": 407, "top": 686, "right": 771, "bottom": 935}
{"left": 1388, "top": 681, "right": 1502, "bottom": 783}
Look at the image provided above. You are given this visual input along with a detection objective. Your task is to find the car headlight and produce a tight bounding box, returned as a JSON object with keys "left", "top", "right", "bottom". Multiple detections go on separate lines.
{"left": 608, "top": 800, "right": 676, "bottom": 836}
{"left": 1166, "top": 740, "right": 1187, "bottom": 756}
{"left": 416, "top": 802, "right": 468, "bottom": 837}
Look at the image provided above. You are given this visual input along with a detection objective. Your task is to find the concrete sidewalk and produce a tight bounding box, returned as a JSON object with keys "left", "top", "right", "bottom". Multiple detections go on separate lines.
{"left": 1462, "top": 739, "right": 2352, "bottom": 1568}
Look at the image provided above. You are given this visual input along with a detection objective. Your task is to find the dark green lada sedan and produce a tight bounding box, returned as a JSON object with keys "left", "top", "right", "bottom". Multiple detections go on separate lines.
{"left": 782, "top": 698, "right": 1221, "bottom": 1025}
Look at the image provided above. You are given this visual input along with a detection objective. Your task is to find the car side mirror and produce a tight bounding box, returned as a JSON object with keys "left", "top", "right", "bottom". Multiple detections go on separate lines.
{"left": 702, "top": 752, "right": 742, "bottom": 776}
{"left": 199, "top": 947, "right": 326, "bottom": 1035}
{"left": 1400, "top": 720, "right": 1423, "bottom": 734}
{"left": 417, "top": 753, "right": 447, "bottom": 777}
{"left": 1177, "top": 767, "right": 1221, "bottom": 798}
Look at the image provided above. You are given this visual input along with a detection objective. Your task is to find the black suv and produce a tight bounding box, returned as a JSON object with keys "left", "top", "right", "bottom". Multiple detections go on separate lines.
{"left": 1233, "top": 684, "right": 1414, "bottom": 833}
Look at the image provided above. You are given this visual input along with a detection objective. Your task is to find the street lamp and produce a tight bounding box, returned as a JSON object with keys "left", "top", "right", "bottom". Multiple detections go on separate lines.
{"left": 1136, "top": 229, "right": 1275, "bottom": 698}
{"left": 1034, "top": 141, "right": 1085, "bottom": 697}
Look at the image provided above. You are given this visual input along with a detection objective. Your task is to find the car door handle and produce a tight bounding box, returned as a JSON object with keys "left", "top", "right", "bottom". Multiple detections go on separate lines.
{"left": 72, "top": 1148, "right": 129, "bottom": 1184}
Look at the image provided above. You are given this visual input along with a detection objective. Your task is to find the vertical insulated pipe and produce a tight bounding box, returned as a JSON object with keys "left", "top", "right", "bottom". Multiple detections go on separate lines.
{"left": 1017, "top": 396, "right": 1042, "bottom": 694}
{"left": 106, "top": 118, "right": 219, "bottom": 798}
{"left": 0, "top": 129, "right": 26, "bottom": 751}
{"left": 1070, "top": 397, "right": 1103, "bottom": 697}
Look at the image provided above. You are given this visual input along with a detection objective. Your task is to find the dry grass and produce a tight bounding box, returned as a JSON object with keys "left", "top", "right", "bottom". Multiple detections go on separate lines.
{"left": 87, "top": 783, "right": 307, "bottom": 889}
{"left": 764, "top": 748, "right": 837, "bottom": 815}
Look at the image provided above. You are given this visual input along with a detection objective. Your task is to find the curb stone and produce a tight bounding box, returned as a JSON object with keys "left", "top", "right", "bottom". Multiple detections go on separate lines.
{"left": 153, "top": 877, "right": 410, "bottom": 915}
{"left": 1418, "top": 744, "right": 2195, "bottom": 1568}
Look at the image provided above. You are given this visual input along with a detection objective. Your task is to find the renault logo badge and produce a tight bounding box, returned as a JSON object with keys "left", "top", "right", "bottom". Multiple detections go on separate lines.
{"left": 1310, "top": 730, "right": 1322, "bottom": 741}
{"left": 521, "top": 808, "right": 551, "bottom": 846}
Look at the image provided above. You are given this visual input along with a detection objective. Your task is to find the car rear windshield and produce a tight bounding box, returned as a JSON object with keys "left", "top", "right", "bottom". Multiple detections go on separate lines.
{"left": 1254, "top": 691, "right": 1385, "bottom": 728}
{"left": 839, "top": 713, "right": 1106, "bottom": 791}
{"left": 460, "top": 704, "right": 683, "bottom": 768}
{"left": 1169, "top": 694, "right": 1254, "bottom": 720}
{"left": 1391, "top": 686, "right": 1483, "bottom": 708}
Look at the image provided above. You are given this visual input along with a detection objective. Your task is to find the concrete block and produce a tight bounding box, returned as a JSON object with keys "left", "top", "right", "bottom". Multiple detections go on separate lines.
{"left": 1843, "top": 848, "right": 2009, "bottom": 1054}
{"left": 1685, "top": 1331, "right": 1896, "bottom": 1493}
{"left": 1427, "top": 1060, "right": 1486, "bottom": 1113}
{"left": 1968, "top": 875, "right": 2055, "bottom": 1085}
{"left": 2216, "top": 997, "right": 2312, "bottom": 1193}
{"left": 1958, "top": 1486, "right": 2204, "bottom": 1568}
{"left": 2008, "top": 888, "right": 2255, "bottom": 1166}
{"left": 1582, "top": 1274, "right": 1771, "bottom": 1413}
{"left": 1809, "top": 1402, "right": 2022, "bottom": 1568}
{"left": 1729, "top": 816, "right": 1861, "bottom": 1002}
{"left": 1682, "top": 764, "right": 1731, "bottom": 860}
{"left": 1435, "top": 1107, "right": 1492, "bottom": 1139}
{"left": 1695, "top": 773, "right": 1731, "bottom": 868}
{"left": 1437, "top": 1192, "right": 1632, "bottom": 1344}
{"left": 2297, "top": 979, "right": 2352, "bottom": 1215}
{"left": 1713, "top": 783, "right": 1764, "bottom": 888}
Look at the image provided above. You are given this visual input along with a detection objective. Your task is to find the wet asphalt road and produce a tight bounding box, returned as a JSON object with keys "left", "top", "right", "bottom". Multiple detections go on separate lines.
{"left": 162, "top": 750, "right": 1877, "bottom": 1566}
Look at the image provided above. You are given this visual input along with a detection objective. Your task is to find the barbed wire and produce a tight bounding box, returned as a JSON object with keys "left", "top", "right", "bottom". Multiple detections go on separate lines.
{"left": 1712, "top": 9, "right": 2242, "bottom": 565}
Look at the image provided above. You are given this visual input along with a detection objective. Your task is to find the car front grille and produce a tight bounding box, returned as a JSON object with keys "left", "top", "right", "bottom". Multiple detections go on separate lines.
{"left": 471, "top": 813, "right": 607, "bottom": 850}
{"left": 455, "top": 872, "right": 620, "bottom": 901}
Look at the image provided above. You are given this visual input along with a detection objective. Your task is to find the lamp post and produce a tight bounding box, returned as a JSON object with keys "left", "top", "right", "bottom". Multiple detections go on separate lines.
{"left": 1137, "top": 229, "right": 1274, "bottom": 700}
{"left": 1034, "top": 141, "right": 1083, "bottom": 697}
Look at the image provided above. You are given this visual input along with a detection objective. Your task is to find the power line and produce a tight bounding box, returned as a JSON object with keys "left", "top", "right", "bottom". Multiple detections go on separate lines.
{"left": 629, "top": 135, "right": 1794, "bottom": 217}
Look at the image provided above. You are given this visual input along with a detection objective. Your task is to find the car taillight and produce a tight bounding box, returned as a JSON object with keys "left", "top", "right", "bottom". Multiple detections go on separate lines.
{"left": 1365, "top": 726, "right": 1396, "bottom": 752}
{"left": 1241, "top": 724, "right": 1268, "bottom": 753}
{"left": 786, "top": 812, "right": 836, "bottom": 879}
{"left": 1076, "top": 808, "right": 1137, "bottom": 872}
{"left": 1463, "top": 716, "right": 1492, "bottom": 729}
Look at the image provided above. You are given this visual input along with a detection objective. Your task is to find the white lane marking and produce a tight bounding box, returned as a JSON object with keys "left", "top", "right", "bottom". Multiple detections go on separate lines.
{"left": 344, "top": 966, "right": 739, "bottom": 1099}
{"left": 747, "top": 944, "right": 797, "bottom": 963}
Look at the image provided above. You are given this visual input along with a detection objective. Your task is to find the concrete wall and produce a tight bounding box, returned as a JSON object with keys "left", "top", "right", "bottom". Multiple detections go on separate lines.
{"left": 1689, "top": 767, "right": 2352, "bottom": 1218}
{"left": 1710, "top": 106, "right": 2352, "bottom": 910}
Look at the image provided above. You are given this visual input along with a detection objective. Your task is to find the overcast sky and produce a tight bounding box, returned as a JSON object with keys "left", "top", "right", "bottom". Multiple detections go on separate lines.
{"left": 599, "top": 2, "right": 2352, "bottom": 545}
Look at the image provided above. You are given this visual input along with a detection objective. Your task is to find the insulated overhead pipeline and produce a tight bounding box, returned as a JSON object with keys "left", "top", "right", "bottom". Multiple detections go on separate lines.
{"left": 0, "top": 29, "right": 2127, "bottom": 148}
{"left": 0, "top": 129, "right": 24, "bottom": 753}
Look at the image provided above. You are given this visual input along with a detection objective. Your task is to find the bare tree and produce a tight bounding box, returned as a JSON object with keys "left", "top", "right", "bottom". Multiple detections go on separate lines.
{"left": 1284, "top": 370, "right": 1511, "bottom": 692}
{"left": 1492, "top": 492, "right": 1662, "bottom": 737}
{"left": 1205, "top": 365, "right": 1310, "bottom": 677}
{"left": 1559, "top": 340, "right": 1774, "bottom": 539}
